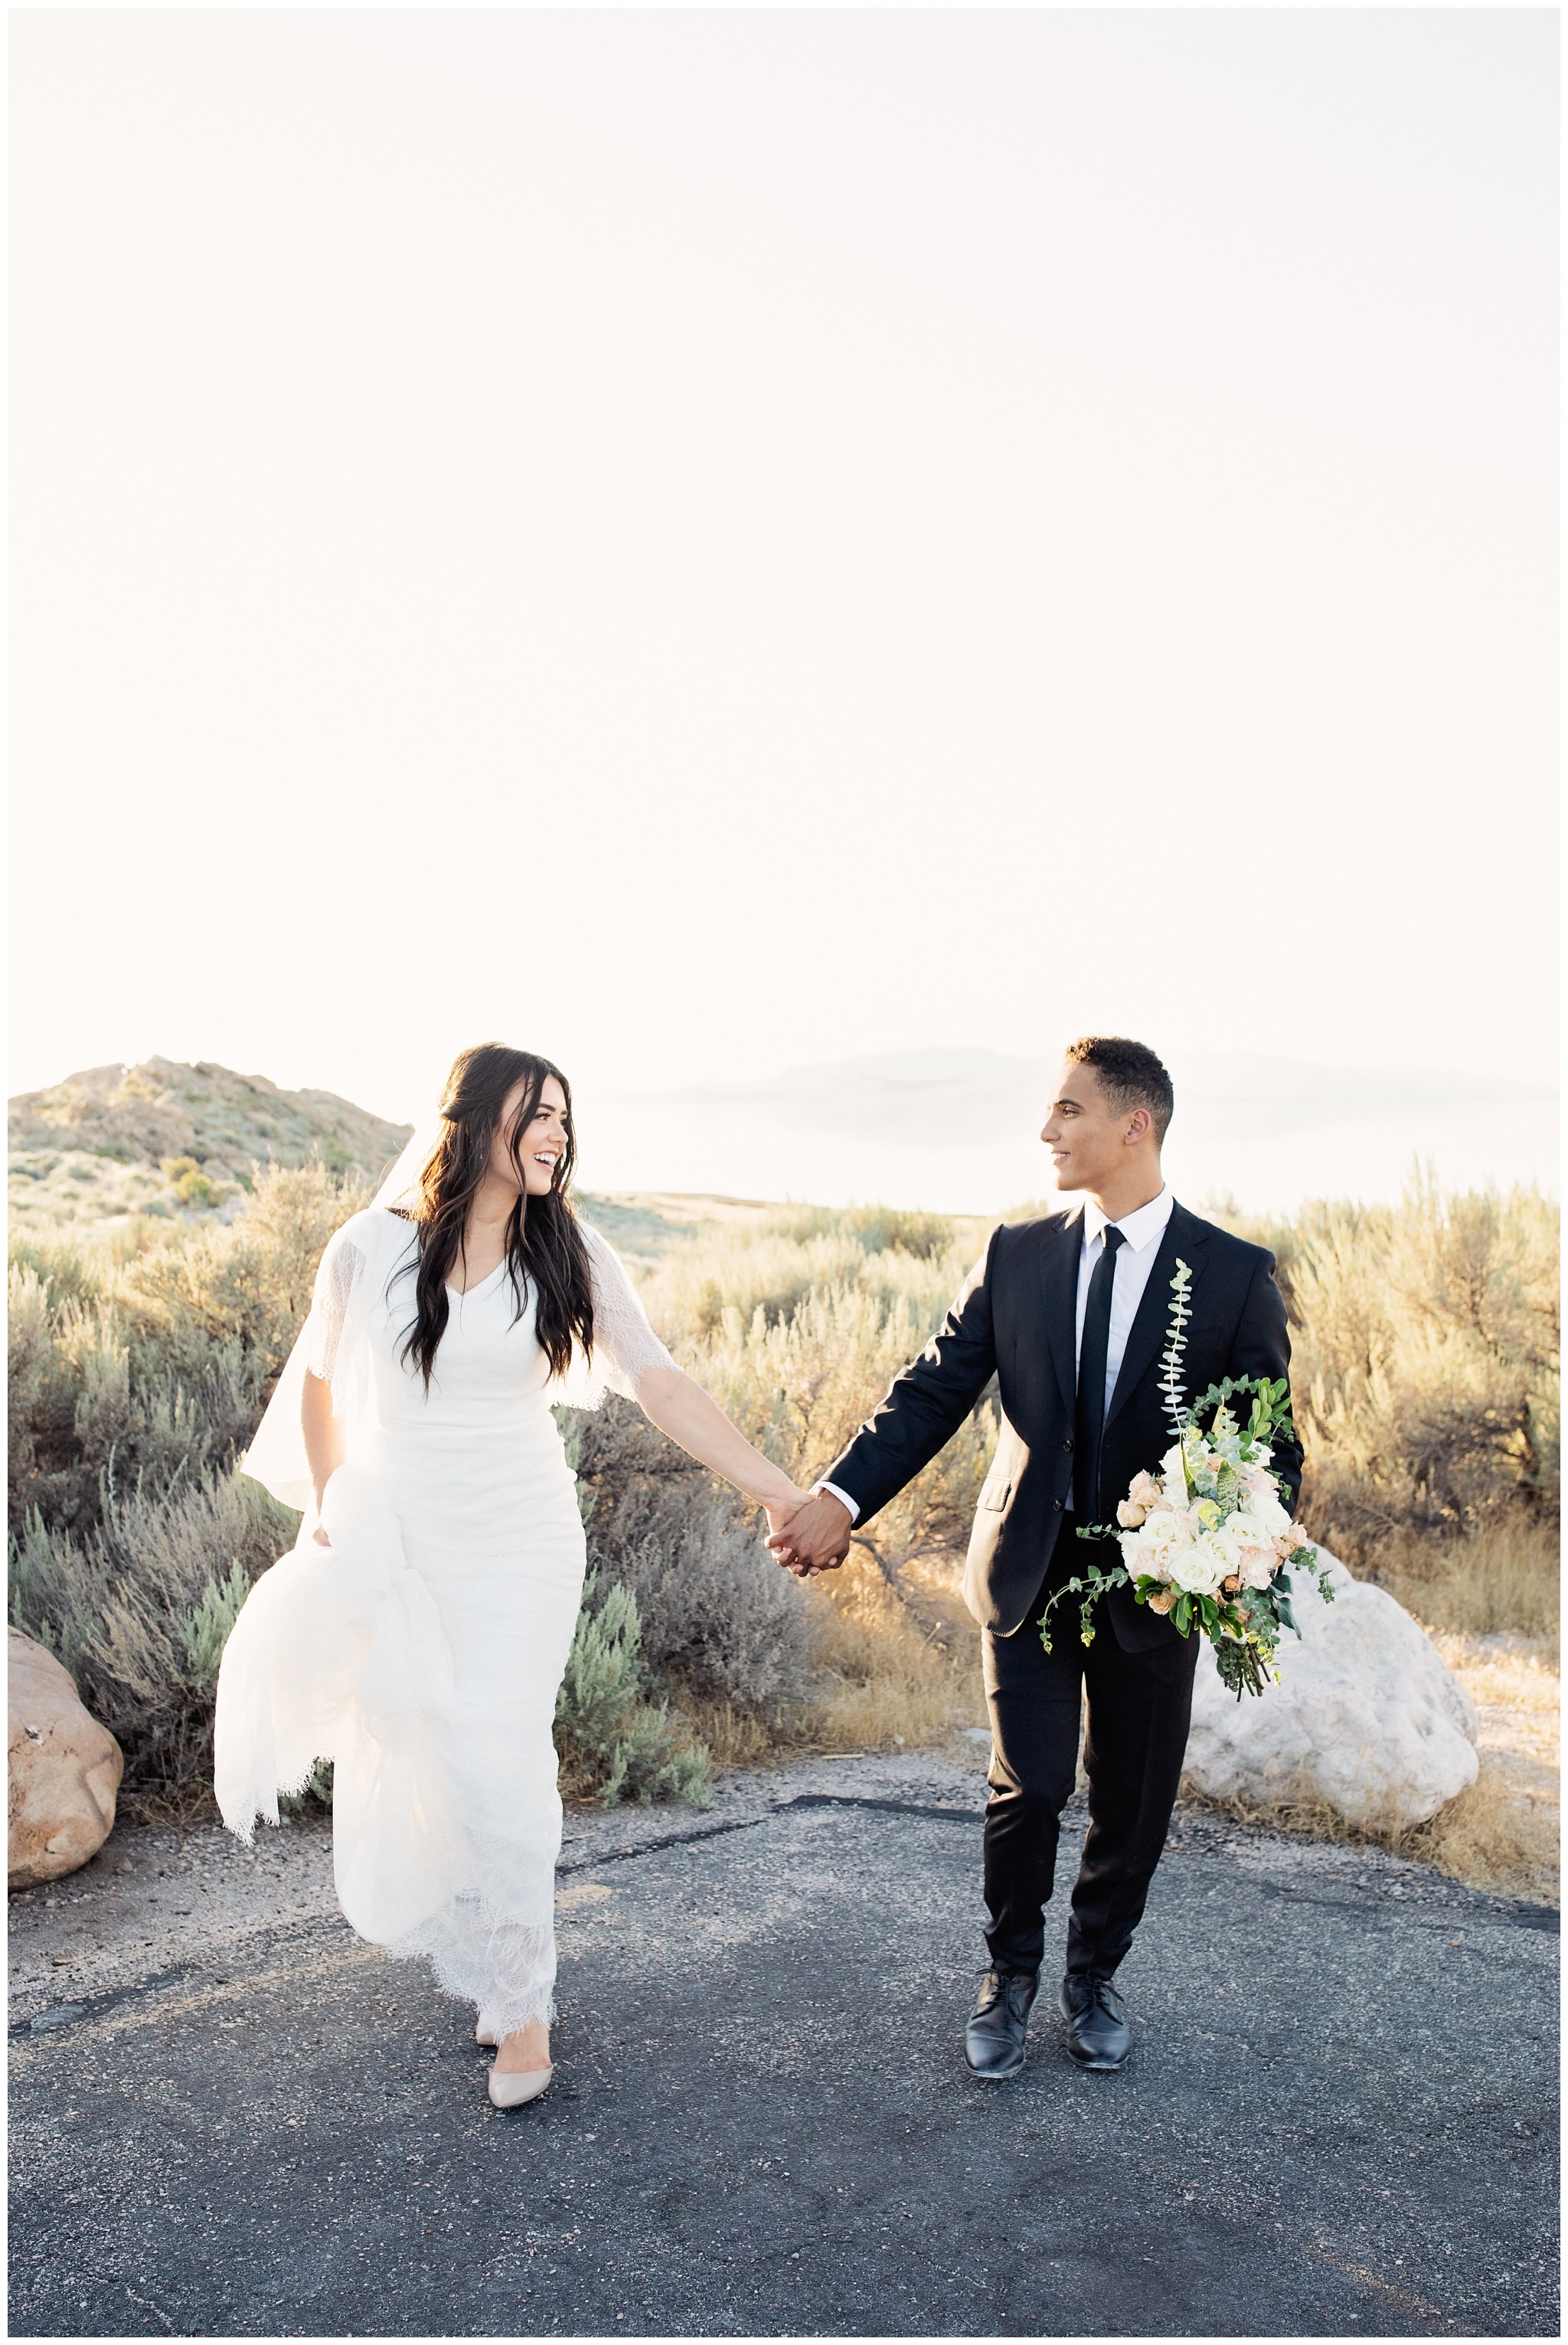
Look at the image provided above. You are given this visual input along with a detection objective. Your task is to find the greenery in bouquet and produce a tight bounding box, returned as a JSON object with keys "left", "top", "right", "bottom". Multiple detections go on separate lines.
{"left": 1041, "top": 1260, "right": 1334, "bottom": 1698}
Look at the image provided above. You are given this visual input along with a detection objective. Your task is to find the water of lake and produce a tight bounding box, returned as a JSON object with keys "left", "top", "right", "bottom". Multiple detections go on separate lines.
{"left": 577, "top": 1068, "right": 1558, "bottom": 1215}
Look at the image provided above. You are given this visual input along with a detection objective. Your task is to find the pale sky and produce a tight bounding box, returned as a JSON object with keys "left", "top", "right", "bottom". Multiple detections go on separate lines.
{"left": 9, "top": 9, "right": 1559, "bottom": 1168}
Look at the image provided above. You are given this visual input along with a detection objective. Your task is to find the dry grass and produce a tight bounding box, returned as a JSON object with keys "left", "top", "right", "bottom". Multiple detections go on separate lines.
{"left": 683, "top": 1555, "right": 985, "bottom": 1770}
{"left": 1405, "top": 1627, "right": 1560, "bottom": 1902}
{"left": 677, "top": 1700, "right": 782, "bottom": 1774}
{"left": 1406, "top": 1761, "right": 1558, "bottom": 1902}
{"left": 1368, "top": 1514, "right": 1559, "bottom": 1644}
{"left": 1217, "top": 1177, "right": 1559, "bottom": 1555}
{"left": 805, "top": 1555, "right": 982, "bottom": 1754}
{"left": 1377, "top": 1517, "right": 1560, "bottom": 1900}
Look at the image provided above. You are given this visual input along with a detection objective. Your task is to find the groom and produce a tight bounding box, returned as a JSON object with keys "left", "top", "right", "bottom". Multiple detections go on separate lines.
{"left": 769, "top": 1037, "right": 1300, "bottom": 2078}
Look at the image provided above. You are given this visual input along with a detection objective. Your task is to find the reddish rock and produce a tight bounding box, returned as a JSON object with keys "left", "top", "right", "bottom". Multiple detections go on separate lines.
{"left": 8, "top": 1629, "right": 123, "bottom": 1887}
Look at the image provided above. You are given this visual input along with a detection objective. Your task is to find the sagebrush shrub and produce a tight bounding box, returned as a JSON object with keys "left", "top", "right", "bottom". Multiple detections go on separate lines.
{"left": 596, "top": 1483, "right": 818, "bottom": 1712}
{"left": 684, "top": 1281, "right": 995, "bottom": 1586}
{"left": 8, "top": 1163, "right": 368, "bottom": 1539}
{"left": 8, "top": 1167, "right": 1557, "bottom": 1813}
{"left": 1214, "top": 1176, "right": 1560, "bottom": 1558}
{"left": 8, "top": 1466, "right": 297, "bottom": 1797}
{"left": 566, "top": 1395, "right": 816, "bottom": 1714}
{"left": 554, "top": 1574, "right": 712, "bottom": 1807}
{"left": 635, "top": 1203, "right": 982, "bottom": 1342}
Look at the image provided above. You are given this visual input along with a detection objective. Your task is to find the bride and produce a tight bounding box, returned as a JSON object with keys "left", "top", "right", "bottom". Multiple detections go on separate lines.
{"left": 214, "top": 1042, "right": 807, "bottom": 2108}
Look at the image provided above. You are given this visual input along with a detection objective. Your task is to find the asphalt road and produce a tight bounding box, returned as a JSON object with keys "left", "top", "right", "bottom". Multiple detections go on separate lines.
{"left": 8, "top": 1783, "right": 1559, "bottom": 2338}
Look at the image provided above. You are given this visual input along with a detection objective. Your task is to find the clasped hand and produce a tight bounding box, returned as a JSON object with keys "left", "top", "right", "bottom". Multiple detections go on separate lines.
{"left": 764, "top": 1487, "right": 853, "bottom": 1578}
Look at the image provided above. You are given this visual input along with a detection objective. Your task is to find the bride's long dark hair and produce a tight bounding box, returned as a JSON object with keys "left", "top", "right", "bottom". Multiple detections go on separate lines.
{"left": 394, "top": 1043, "right": 595, "bottom": 1389}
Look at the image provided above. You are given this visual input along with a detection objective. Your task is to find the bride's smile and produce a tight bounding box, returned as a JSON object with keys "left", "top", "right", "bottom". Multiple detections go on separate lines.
{"left": 488, "top": 1080, "right": 571, "bottom": 1199}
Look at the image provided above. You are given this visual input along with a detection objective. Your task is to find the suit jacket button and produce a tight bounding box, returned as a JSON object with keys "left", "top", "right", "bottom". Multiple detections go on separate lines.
{"left": 1063, "top": 1437, "right": 1073, "bottom": 1451}
{"left": 1053, "top": 1498, "right": 1063, "bottom": 1512}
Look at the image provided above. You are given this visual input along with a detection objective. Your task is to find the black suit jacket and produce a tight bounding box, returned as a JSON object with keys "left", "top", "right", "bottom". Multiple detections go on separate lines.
{"left": 822, "top": 1200, "right": 1302, "bottom": 1652}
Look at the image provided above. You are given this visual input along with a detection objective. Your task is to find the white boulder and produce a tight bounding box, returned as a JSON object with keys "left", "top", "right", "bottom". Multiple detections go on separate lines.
{"left": 1183, "top": 1550, "right": 1478, "bottom": 1830}
{"left": 8, "top": 1628, "right": 124, "bottom": 1886}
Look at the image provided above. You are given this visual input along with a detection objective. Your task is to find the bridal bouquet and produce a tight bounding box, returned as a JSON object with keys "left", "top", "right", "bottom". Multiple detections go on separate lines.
{"left": 1041, "top": 1260, "right": 1334, "bottom": 1699}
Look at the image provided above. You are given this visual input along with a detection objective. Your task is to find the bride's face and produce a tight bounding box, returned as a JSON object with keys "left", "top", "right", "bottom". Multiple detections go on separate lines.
{"left": 492, "top": 1075, "right": 571, "bottom": 1198}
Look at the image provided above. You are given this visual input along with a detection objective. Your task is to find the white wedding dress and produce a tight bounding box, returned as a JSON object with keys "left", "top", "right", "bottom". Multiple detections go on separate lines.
{"left": 214, "top": 1205, "right": 674, "bottom": 2039}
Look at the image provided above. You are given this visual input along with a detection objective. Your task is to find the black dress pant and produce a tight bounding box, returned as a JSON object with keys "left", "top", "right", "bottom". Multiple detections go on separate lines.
{"left": 981, "top": 1523, "right": 1198, "bottom": 1980}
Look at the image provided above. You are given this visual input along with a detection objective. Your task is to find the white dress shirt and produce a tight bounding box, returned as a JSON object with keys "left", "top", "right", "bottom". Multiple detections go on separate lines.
{"left": 816, "top": 1187, "right": 1176, "bottom": 1526}
{"left": 1076, "top": 1185, "right": 1175, "bottom": 1415}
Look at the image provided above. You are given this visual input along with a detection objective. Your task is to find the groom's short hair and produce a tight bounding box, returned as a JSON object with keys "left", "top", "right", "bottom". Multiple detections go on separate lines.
{"left": 1064, "top": 1036, "right": 1174, "bottom": 1141}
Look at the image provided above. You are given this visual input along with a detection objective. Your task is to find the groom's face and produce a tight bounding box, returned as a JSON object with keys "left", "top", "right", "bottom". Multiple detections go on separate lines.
{"left": 1041, "top": 1061, "right": 1135, "bottom": 1192}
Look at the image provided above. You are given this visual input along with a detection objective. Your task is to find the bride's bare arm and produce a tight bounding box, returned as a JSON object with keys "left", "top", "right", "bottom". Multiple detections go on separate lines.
{"left": 635, "top": 1365, "right": 805, "bottom": 1531}
{"left": 302, "top": 1368, "right": 345, "bottom": 1543}
{"left": 579, "top": 1224, "right": 805, "bottom": 1531}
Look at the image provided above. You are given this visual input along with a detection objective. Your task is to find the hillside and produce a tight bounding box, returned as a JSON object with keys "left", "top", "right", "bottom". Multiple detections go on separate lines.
{"left": 8, "top": 1058, "right": 413, "bottom": 1231}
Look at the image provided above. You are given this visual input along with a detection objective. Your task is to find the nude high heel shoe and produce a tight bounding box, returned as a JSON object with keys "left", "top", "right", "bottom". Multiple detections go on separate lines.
{"left": 475, "top": 2024, "right": 496, "bottom": 2047}
{"left": 488, "top": 2062, "right": 553, "bottom": 2109}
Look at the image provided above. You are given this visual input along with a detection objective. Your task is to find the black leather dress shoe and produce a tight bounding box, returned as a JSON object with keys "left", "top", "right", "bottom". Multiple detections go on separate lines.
{"left": 1060, "top": 1971, "right": 1132, "bottom": 2070}
{"left": 964, "top": 1968, "right": 1039, "bottom": 2078}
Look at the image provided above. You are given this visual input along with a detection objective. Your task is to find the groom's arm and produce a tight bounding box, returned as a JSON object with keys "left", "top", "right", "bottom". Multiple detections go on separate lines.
{"left": 773, "top": 1227, "right": 1005, "bottom": 1576}
{"left": 1229, "top": 1254, "right": 1304, "bottom": 1514}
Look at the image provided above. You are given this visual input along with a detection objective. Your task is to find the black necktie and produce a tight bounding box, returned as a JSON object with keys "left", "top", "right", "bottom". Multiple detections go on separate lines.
{"left": 1073, "top": 1225, "right": 1126, "bottom": 1522}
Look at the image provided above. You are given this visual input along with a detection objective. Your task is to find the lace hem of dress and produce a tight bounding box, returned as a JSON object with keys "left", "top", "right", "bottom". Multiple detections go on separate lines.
{"left": 387, "top": 1895, "right": 557, "bottom": 2037}
{"left": 224, "top": 1755, "right": 322, "bottom": 1843}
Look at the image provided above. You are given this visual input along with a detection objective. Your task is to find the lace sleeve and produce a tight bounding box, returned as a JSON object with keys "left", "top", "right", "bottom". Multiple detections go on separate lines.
{"left": 304, "top": 1227, "right": 365, "bottom": 1390}
{"left": 581, "top": 1223, "right": 678, "bottom": 1402}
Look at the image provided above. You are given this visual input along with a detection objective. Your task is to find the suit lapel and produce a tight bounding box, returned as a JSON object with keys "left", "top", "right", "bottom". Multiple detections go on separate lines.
{"left": 1105, "top": 1204, "right": 1210, "bottom": 1429}
{"left": 1038, "top": 1205, "right": 1084, "bottom": 1415}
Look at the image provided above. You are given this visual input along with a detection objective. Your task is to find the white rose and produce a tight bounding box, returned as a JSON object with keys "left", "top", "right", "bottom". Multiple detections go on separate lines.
{"left": 1119, "top": 1526, "right": 1167, "bottom": 1580}
{"left": 1158, "top": 1444, "right": 1190, "bottom": 1506}
{"left": 1119, "top": 1528, "right": 1150, "bottom": 1572}
{"left": 1166, "top": 1529, "right": 1231, "bottom": 1597}
{"left": 1122, "top": 1507, "right": 1194, "bottom": 1584}
{"left": 1237, "top": 1486, "right": 1290, "bottom": 1538}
